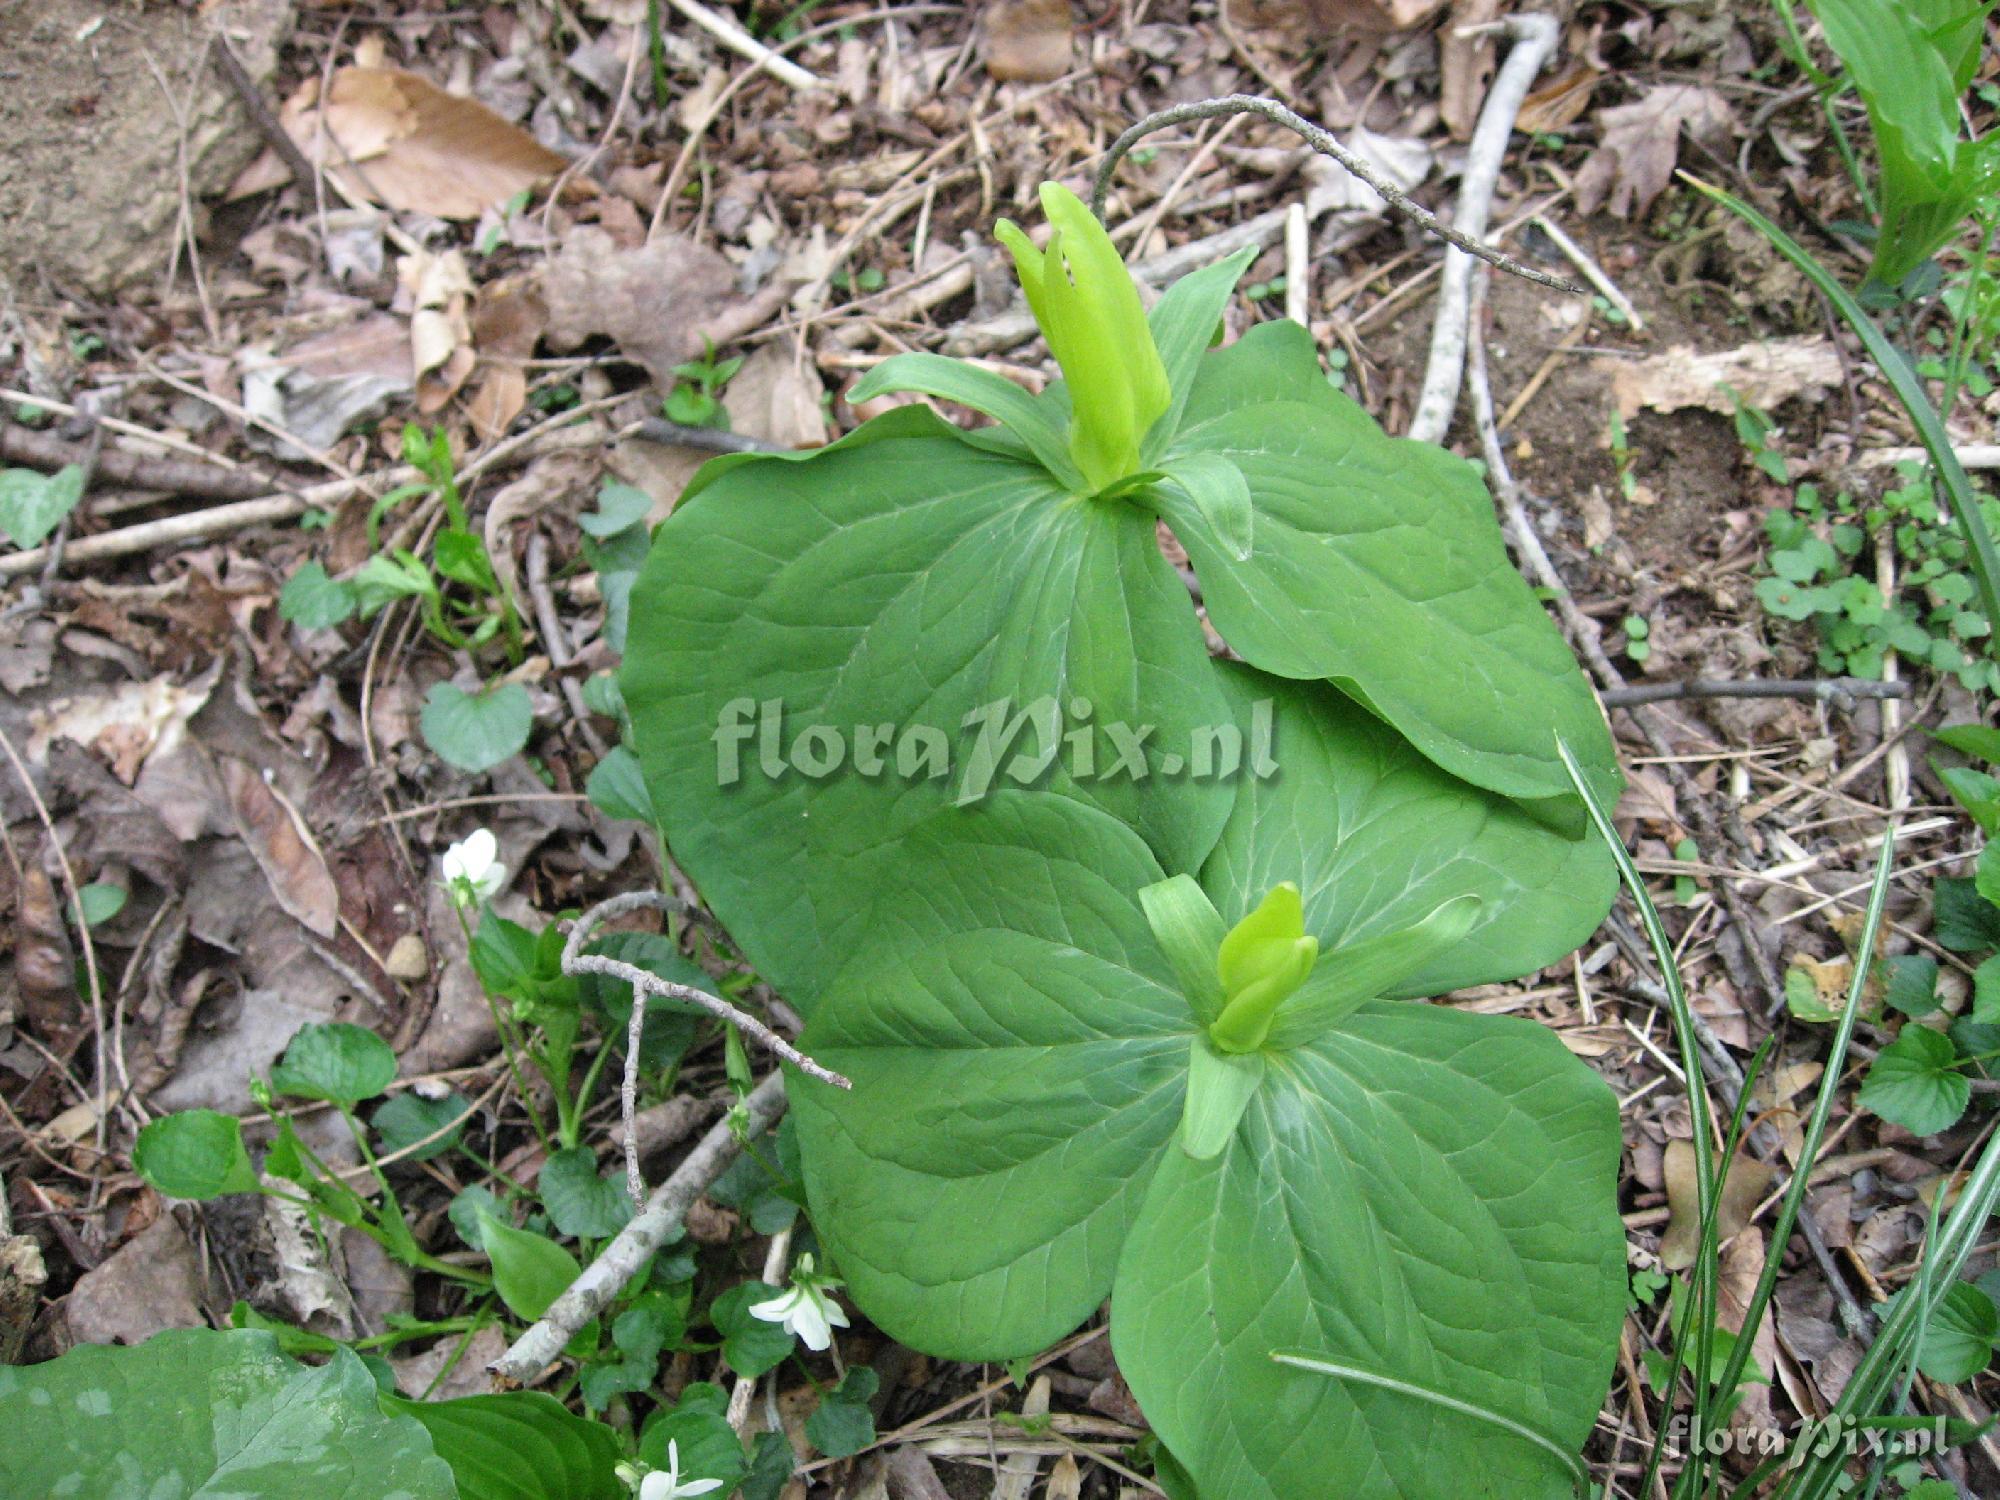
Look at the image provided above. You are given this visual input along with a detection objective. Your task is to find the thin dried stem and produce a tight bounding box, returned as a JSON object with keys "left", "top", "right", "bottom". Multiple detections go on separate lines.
{"left": 559, "top": 891, "right": 850, "bottom": 1206}
{"left": 1088, "top": 93, "right": 1582, "bottom": 296}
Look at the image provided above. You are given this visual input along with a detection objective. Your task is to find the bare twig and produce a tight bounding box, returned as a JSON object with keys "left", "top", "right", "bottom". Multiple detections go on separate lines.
{"left": 1408, "top": 12, "right": 1561, "bottom": 444}
{"left": 211, "top": 37, "right": 317, "bottom": 199}
{"left": 1088, "top": 92, "right": 1581, "bottom": 297}
{"left": 1599, "top": 678, "right": 1912, "bottom": 710}
{"left": 0, "top": 484, "right": 345, "bottom": 579}
{"left": 0, "top": 421, "right": 270, "bottom": 500}
{"left": 1530, "top": 214, "right": 1644, "bottom": 331}
{"left": 559, "top": 891, "right": 849, "bottom": 1207}
{"left": 632, "top": 417, "right": 787, "bottom": 455}
{"left": 664, "top": 0, "right": 820, "bottom": 91}
{"left": 492, "top": 1070, "right": 789, "bottom": 1382}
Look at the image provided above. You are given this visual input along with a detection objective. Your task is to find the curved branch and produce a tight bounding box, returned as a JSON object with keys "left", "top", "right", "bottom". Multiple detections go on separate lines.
{"left": 1088, "top": 92, "right": 1581, "bottom": 296}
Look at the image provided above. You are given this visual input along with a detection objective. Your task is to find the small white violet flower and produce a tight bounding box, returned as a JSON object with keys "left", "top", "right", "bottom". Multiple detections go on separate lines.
{"left": 748, "top": 1252, "right": 851, "bottom": 1352}
{"left": 440, "top": 828, "right": 505, "bottom": 909}
{"left": 620, "top": 1441, "right": 721, "bottom": 1500}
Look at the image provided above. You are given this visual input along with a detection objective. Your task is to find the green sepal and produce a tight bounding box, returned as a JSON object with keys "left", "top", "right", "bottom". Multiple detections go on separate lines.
{"left": 1266, "top": 895, "right": 1484, "bottom": 1048}
{"left": 849, "top": 353, "right": 1084, "bottom": 492}
{"left": 1138, "top": 875, "right": 1229, "bottom": 1025}
{"left": 1180, "top": 1036, "right": 1264, "bottom": 1160}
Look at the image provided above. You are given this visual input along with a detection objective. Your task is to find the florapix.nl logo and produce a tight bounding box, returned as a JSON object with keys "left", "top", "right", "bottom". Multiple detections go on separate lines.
{"left": 711, "top": 695, "right": 1279, "bottom": 803}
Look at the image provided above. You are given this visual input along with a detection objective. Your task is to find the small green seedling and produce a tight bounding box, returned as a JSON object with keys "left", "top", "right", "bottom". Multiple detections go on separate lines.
{"left": 663, "top": 339, "right": 744, "bottom": 429}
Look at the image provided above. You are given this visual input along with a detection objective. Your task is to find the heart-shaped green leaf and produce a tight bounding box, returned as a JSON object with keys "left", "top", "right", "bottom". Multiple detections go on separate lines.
{"left": 622, "top": 404, "right": 1233, "bottom": 1011}
{"left": 1113, "top": 1003, "right": 1622, "bottom": 1500}
{"left": 422, "top": 680, "right": 533, "bottom": 774}
{"left": 0, "top": 1329, "right": 454, "bottom": 1496}
{"left": 0, "top": 463, "right": 85, "bottom": 549}
{"left": 270, "top": 1020, "right": 398, "bottom": 1105}
{"left": 1201, "top": 665, "right": 1614, "bottom": 996}
{"left": 1154, "top": 320, "right": 1620, "bottom": 823}
{"left": 133, "top": 1108, "right": 261, "bottom": 1199}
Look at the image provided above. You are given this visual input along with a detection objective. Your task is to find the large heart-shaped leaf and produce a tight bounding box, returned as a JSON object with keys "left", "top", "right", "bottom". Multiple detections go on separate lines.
{"left": 622, "top": 404, "right": 1233, "bottom": 1009}
{"left": 0, "top": 1328, "right": 455, "bottom": 1497}
{"left": 388, "top": 1390, "right": 625, "bottom": 1500}
{"left": 1150, "top": 319, "right": 1620, "bottom": 824}
{"left": 793, "top": 679, "right": 1624, "bottom": 1494}
{"left": 1112, "top": 1003, "right": 1624, "bottom": 1500}
{"left": 794, "top": 794, "right": 1189, "bottom": 1357}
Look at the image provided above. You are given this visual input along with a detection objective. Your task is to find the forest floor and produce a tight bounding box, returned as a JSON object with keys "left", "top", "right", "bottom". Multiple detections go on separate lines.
{"left": 2, "top": 0, "right": 1998, "bottom": 1496}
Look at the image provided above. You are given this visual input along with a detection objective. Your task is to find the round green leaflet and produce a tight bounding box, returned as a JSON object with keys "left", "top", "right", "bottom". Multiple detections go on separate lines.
{"left": 791, "top": 668, "right": 1625, "bottom": 1498}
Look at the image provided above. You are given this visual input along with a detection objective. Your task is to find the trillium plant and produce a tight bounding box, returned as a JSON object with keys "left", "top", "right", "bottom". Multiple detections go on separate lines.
{"left": 622, "top": 181, "right": 1631, "bottom": 1496}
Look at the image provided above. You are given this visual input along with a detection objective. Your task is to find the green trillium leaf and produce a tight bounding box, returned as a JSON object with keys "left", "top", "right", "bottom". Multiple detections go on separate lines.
{"left": 1137, "top": 874, "right": 1228, "bottom": 1025}
{"left": 0, "top": 1329, "right": 455, "bottom": 1497}
{"left": 622, "top": 403, "right": 1233, "bottom": 1011}
{"left": 1154, "top": 318, "right": 1621, "bottom": 822}
{"left": 793, "top": 711, "right": 1624, "bottom": 1495}
{"left": 849, "top": 352, "right": 1083, "bottom": 491}
{"left": 1179, "top": 1036, "right": 1263, "bottom": 1160}
{"left": 1111, "top": 1007, "right": 1622, "bottom": 1500}
{"left": 794, "top": 794, "right": 1189, "bottom": 1358}
{"left": 386, "top": 1390, "right": 626, "bottom": 1500}
{"left": 1202, "top": 665, "right": 1615, "bottom": 995}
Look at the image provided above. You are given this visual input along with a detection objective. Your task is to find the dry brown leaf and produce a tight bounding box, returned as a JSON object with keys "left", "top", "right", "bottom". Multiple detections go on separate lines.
{"left": 404, "top": 249, "right": 476, "bottom": 413}
{"left": 219, "top": 756, "right": 340, "bottom": 938}
{"left": 233, "top": 67, "right": 569, "bottom": 219}
{"left": 15, "top": 864, "right": 76, "bottom": 1042}
{"left": 1662, "top": 1138, "right": 1777, "bottom": 1270}
{"left": 722, "top": 345, "right": 830, "bottom": 449}
{"left": 1439, "top": 0, "right": 1501, "bottom": 140}
{"left": 1516, "top": 63, "right": 1601, "bottom": 134}
{"left": 1718, "top": 1229, "right": 1778, "bottom": 1430}
{"left": 1575, "top": 84, "right": 1732, "bottom": 219}
{"left": 1612, "top": 337, "right": 1843, "bottom": 419}
{"left": 64, "top": 1213, "right": 206, "bottom": 1348}
{"left": 983, "top": 0, "right": 1073, "bottom": 82}
{"left": 465, "top": 274, "right": 548, "bottom": 441}
{"left": 540, "top": 228, "right": 742, "bottom": 392}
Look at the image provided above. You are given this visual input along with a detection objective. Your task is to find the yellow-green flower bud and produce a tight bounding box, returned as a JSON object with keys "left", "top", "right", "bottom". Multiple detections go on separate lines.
{"left": 1209, "top": 883, "right": 1318, "bottom": 1054}
{"left": 994, "top": 183, "right": 1170, "bottom": 492}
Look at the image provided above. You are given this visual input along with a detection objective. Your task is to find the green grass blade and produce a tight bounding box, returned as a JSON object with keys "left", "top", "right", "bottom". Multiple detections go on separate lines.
{"left": 1559, "top": 737, "right": 1724, "bottom": 1490}
{"left": 1712, "top": 830, "right": 1900, "bottom": 1408}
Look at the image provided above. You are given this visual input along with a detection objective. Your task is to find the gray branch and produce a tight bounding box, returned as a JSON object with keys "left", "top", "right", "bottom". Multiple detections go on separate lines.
{"left": 492, "top": 1070, "right": 790, "bottom": 1382}
{"left": 1088, "top": 90, "right": 1580, "bottom": 297}
{"left": 560, "top": 890, "right": 849, "bottom": 1210}
{"left": 1408, "top": 13, "right": 1563, "bottom": 444}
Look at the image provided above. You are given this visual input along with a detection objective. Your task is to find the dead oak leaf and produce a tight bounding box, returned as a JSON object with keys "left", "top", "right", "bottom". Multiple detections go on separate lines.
{"left": 1575, "top": 84, "right": 1732, "bottom": 219}
{"left": 232, "top": 67, "right": 569, "bottom": 220}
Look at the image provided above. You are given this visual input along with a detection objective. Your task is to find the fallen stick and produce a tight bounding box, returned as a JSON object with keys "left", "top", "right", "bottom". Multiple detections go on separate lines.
{"left": 492, "top": 1070, "right": 788, "bottom": 1383}
{"left": 0, "top": 481, "right": 360, "bottom": 579}
{"left": 1530, "top": 213, "right": 1644, "bottom": 331}
{"left": 1599, "top": 677, "right": 1911, "bottom": 709}
{"left": 1407, "top": 13, "right": 1560, "bottom": 445}
{"left": 665, "top": 0, "right": 820, "bottom": 91}
{"left": 0, "top": 423, "right": 271, "bottom": 500}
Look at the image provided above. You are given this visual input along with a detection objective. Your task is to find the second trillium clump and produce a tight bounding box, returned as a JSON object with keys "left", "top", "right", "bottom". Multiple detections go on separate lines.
{"left": 622, "top": 182, "right": 1628, "bottom": 1497}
